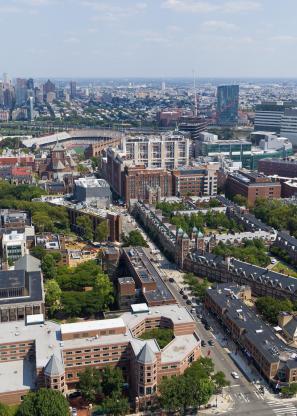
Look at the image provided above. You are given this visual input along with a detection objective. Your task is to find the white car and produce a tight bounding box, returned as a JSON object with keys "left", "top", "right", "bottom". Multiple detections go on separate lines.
{"left": 271, "top": 258, "right": 277, "bottom": 264}
{"left": 71, "top": 409, "right": 78, "bottom": 416}
{"left": 231, "top": 371, "right": 240, "bottom": 379}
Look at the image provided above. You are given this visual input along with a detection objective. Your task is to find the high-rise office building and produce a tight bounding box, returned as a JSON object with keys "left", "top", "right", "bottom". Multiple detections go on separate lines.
{"left": 70, "top": 81, "right": 77, "bottom": 99}
{"left": 216, "top": 85, "right": 239, "bottom": 126}
{"left": 27, "top": 78, "right": 34, "bottom": 90}
{"left": 254, "top": 102, "right": 285, "bottom": 133}
{"left": 43, "top": 79, "right": 55, "bottom": 96}
{"left": 15, "top": 78, "right": 28, "bottom": 106}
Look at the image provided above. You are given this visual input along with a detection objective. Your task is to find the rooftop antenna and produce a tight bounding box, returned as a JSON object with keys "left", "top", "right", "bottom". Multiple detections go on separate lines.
{"left": 193, "top": 70, "right": 198, "bottom": 117}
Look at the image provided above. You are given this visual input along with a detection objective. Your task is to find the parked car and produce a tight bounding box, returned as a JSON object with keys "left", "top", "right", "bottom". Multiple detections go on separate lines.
{"left": 204, "top": 323, "right": 211, "bottom": 330}
{"left": 169, "top": 277, "right": 175, "bottom": 283}
{"left": 183, "top": 294, "right": 188, "bottom": 300}
{"left": 179, "top": 289, "right": 184, "bottom": 295}
{"left": 201, "top": 340, "right": 206, "bottom": 347}
{"left": 208, "top": 339, "right": 214, "bottom": 346}
{"left": 186, "top": 299, "right": 192, "bottom": 305}
{"left": 231, "top": 371, "right": 240, "bottom": 379}
{"left": 71, "top": 408, "right": 78, "bottom": 416}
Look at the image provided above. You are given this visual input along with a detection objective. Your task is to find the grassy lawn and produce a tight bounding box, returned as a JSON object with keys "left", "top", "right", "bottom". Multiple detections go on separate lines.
{"left": 272, "top": 261, "right": 297, "bottom": 278}
{"left": 139, "top": 328, "right": 174, "bottom": 349}
{"left": 8, "top": 405, "right": 19, "bottom": 416}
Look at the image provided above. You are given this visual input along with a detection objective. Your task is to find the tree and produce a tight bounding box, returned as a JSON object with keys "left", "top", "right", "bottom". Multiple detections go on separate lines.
{"left": 78, "top": 367, "right": 102, "bottom": 403}
{"left": 281, "top": 383, "right": 297, "bottom": 398}
{"left": 122, "top": 230, "right": 148, "bottom": 247}
{"left": 100, "top": 393, "right": 129, "bottom": 416}
{"left": 45, "top": 279, "right": 62, "bottom": 314}
{"left": 30, "top": 245, "right": 46, "bottom": 260}
{"left": 212, "top": 371, "right": 230, "bottom": 393}
{"left": 41, "top": 254, "right": 57, "bottom": 279}
{"left": 232, "top": 194, "right": 247, "bottom": 207}
{"left": 0, "top": 403, "right": 10, "bottom": 416}
{"left": 95, "top": 220, "right": 109, "bottom": 242}
{"left": 77, "top": 216, "right": 93, "bottom": 241}
{"left": 101, "top": 367, "right": 124, "bottom": 397}
{"left": 32, "top": 212, "right": 54, "bottom": 233}
{"left": 17, "top": 388, "right": 69, "bottom": 416}
{"left": 159, "top": 375, "right": 188, "bottom": 414}
{"left": 256, "top": 296, "right": 293, "bottom": 324}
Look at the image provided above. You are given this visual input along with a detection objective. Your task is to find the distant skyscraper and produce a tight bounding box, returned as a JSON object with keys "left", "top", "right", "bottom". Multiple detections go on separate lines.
{"left": 216, "top": 85, "right": 239, "bottom": 126}
{"left": 3, "top": 73, "right": 10, "bottom": 87}
{"left": 43, "top": 79, "right": 55, "bottom": 97}
{"left": 70, "top": 81, "right": 77, "bottom": 99}
{"left": 15, "top": 78, "right": 28, "bottom": 106}
{"left": 161, "top": 81, "right": 166, "bottom": 91}
{"left": 27, "top": 78, "right": 34, "bottom": 90}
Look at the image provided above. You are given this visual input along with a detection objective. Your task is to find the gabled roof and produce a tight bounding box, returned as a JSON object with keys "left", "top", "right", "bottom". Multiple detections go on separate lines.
{"left": 44, "top": 354, "right": 64, "bottom": 377}
{"left": 52, "top": 140, "right": 65, "bottom": 152}
{"left": 52, "top": 160, "right": 66, "bottom": 170}
{"left": 137, "top": 343, "right": 156, "bottom": 364}
{"left": 284, "top": 318, "right": 297, "bottom": 339}
{"left": 15, "top": 254, "right": 41, "bottom": 273}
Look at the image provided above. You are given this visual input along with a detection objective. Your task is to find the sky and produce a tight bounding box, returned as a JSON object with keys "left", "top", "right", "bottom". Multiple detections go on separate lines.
{"left": 1, "top": 0, "right": 297, "bottom": 78}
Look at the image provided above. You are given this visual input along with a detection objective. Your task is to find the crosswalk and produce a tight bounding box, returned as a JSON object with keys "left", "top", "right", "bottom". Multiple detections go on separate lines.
{"left": 266, "top": 400, "right": 297, "bottom": 415}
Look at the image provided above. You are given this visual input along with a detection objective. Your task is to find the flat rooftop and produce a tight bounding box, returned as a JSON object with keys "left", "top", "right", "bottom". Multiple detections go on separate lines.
{"left": 61, "top": 318, "right": 125, "bottom": 335}
{"left": 0, "top": 360, "right": 35, "bottom": 393}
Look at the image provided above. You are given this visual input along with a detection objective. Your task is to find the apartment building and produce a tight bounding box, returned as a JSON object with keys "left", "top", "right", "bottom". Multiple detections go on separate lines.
{"left": 183, "top": 251, "right": 297, "bottom": 301}
{"left": 0, "top": 304, "right": 201, "bottom": 408}
{"left": 273, "top": 231, "right": 297, "bottom": 264}
{"left": 205, "top": 283, "right": 297, "bottom": 385}
{"left": 225, "top": 171, "right": 281, "bottom": 206}
{"left": 171, "top": 163, "right": 218, "bottom": 197}
{"left": 258, "top": 158, "right": 297, "bottom": 178}
{"left": 121, "top": 132, "right": 190, "bottom": 169}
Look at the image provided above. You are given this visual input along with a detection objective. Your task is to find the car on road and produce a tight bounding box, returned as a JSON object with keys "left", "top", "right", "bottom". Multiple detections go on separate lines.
{"left": 191, "top": 307, "right": 196, "bottom": 313}
{"left": 201, "top": 340, "right": 206, "bottom": 347}
{"left": 179, "top": 289, "right": 184, "bottom": 295}
{"left": 182, "top": 294, "right": 188, "bottom": 300}
{"left": 208, "top": 339, "right": 214, "bottom": 346}
{"left": 231, "top": 371, "right": 240, "bottom": 379}
{"left": 186, "top": 299, "right": 192, "bottom": 305}
{"left": 169, "top": 277, "right": 175, "bottom": 283}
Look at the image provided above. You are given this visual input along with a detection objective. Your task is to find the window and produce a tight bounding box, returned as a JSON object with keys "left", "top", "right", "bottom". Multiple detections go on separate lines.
{"left": 146, "top": 387, "right": 152, "bottom": 395}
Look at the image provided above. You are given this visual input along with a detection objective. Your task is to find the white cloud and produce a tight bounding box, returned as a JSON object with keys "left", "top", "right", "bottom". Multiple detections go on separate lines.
{"left": 202, "top": 20, "right": 238, "bottom": 31}
{"left": 0, "top": 5, "right": 22, "bottom": 13}
{"left": 82, "top": 1, "right": 147, "bottom": 21}
{"left": 162, "top": 0, "right": 218, "bottom": 13}
{"left": 162, "top": 0, "right": 261, "bottom": 13}
{"left": 271, "top": 35, "right": 297, "bottom": 42}
{"left": 64, "top": 36, "right": 80, "bottom": 44}
{"left": 223, "top": 1, "right": 261, "bottom": 13}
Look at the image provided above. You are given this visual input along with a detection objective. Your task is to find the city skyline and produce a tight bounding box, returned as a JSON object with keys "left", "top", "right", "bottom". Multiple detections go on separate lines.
{"left": 2, "top": 0, "right": 297, "bottom": 78}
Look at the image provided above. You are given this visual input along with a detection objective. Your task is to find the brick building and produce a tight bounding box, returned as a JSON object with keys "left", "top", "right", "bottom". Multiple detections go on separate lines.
{"left": 258, "top": 158, "right": 297, "bottom": 178}
{"left": 123, "top": 165, "right": 172, "bottom": 202}
{"left": 172, "top": 164, "right": 218, "bottom": 197}
{"left": 226, "top": 171, "right": 281, "bottom": 206}
{"left": 205, "top": 283, "right": 297, "bottom": 386}
{"left": 0, "top": 305, "right": 201, "bottom": 408}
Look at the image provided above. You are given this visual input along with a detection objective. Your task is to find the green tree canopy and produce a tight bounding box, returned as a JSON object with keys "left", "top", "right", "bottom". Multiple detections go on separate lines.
{"left": 256, "top": 296, "right": 294, "bottom": 325}
{"left": 95, "top": 220, "right": 109, "bottom": 242}
{"left": 100, "top": 393, "right": 129, "bottom": 416}
{"left": 78, "top": 367, "right": 102, "bottom": 403}
{"left": 41, "top": 254, "right": 58, "bottom": 279}
{"left": 45, "top": 279, "right": 62, "bottom": 315}
{"left": 77, "top": 216, "right": 93, "bottom": 241}
{"left": 17, "top": 388, "right": 69, "bottom": 416}
{"left": 122, "top": 230, "right": 148, "bottom": 247}
{"left": 101, "top": 367, "right": 124, "bottom": 397}
{"left": 30, "top": 245, "right": 46, "bottom": 260}
{"left": 0, "top": 402, "right": 10, "bottom": 416}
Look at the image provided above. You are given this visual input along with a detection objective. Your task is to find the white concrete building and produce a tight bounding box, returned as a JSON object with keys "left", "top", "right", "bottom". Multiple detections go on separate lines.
{"left": 121, "top": 131, "right": 190, "bottom": 169}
